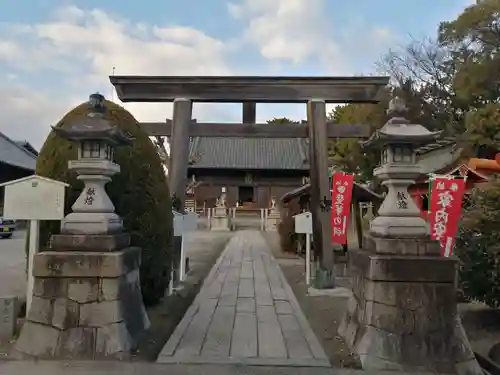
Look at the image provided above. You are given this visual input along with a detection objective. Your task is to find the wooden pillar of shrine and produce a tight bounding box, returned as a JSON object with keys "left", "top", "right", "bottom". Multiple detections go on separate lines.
{"left": 353, "top": 199, "right": 363, "bottom": 249}
{"left": 243, "top": 102, "right": 256, "bottom": 124}
{"left": 307, "top": 99, "right": 334, "bottom": 288}
{"left": 169, "top": 98, "right": 193, "bottom": 213}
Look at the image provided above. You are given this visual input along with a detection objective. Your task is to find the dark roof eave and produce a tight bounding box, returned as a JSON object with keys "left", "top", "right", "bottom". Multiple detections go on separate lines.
{"left": 187, "top": 166, "right": 310, "bottom": 171}
{"left": 362, "top": 133, "right": 442, "bottom": 149}
{"left": 281, "top": 182, "right": 382, "bottom": 203}
{"left": 0, "top": 160, "right": 35, "bottom": 172}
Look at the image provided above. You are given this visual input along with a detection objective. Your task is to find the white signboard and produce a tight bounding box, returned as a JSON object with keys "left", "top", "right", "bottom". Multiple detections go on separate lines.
{"left": 0, "top": 175, "right": 69, "bottom": 316}
{"left": 172, "top": 210, "right": 184, "bottom": 236}
{"left": 173, "top": 211, "right": 199, "bottom": 236}
{"left": 170, "top": 211, "right": 199, "bottom": 287}
{"left": 0, "top": 175, "right": 69, "bottom": 220}
{"left": 294, "top": 212, "right": 312, "bottom": 234}
{"left": 183, "top": 213, "right": 198, "bottom": 233}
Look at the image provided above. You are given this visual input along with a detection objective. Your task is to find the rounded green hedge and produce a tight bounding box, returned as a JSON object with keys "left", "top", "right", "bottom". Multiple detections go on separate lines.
{"left": 31, "top": 98, "right": 173, "bottom": 306}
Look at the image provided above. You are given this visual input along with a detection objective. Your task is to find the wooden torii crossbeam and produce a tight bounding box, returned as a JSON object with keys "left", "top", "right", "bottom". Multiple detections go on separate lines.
{"left": 110, "top": 75, "right": 390, "bottom": 288}
{"left": 138, "top": 120, "right": 371, "bottom": 138}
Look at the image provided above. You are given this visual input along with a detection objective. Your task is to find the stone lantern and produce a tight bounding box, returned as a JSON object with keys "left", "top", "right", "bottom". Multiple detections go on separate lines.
{"left": 338, "top": 97, "right": 482, "bottom": 374}
{"left": 361, "top": 96, "right": 441, "bottom": 238}
{"left": 14, "top": 93, "right": 150, "bottom": 360}
{"left": 51, "top": 93, "right": 133, "bottom": 235}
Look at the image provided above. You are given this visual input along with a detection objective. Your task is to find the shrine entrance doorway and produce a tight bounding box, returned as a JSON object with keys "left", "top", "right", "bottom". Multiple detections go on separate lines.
{"left": 238, "top": 186, "right": 254, "bottom": 205}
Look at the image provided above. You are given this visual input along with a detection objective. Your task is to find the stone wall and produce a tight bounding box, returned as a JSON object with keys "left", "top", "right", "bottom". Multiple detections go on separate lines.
{"left": 13, "top": 243, "right": 150, "bottom": 359}
{"left": 338, "top": 235, "right": 482, "bottom": 375}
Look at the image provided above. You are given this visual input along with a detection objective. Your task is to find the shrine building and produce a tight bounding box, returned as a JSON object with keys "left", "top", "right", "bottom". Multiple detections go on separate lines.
{"left": 178, "top": 136, "right": 310, "bottom": 211}
{"left": 410, "top": 137, "right": 500, "bottom": 219}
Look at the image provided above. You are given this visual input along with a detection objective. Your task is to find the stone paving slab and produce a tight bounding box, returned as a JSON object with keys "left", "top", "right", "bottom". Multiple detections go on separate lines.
{"left": 157, "top": 230, "right": 330, "bottom": 367}
{"left": 0, "top": 361, "right": 376, "bottom": 375}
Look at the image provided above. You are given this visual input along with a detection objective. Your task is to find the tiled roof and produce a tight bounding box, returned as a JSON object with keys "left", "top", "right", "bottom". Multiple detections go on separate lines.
{"left": 0, "top": 132, "right": 37, "bottom": 171}
{"left": 14, "top": 141, "right": 38, "bottom": 157}
{"left": 415, "top": 137, "right": 456, "bottom": 155}
{"left": 186, "top": 136, "right": 456, "bottom": 171}
{"left": 188, "top": 137, "right": 309, "bottom": 170}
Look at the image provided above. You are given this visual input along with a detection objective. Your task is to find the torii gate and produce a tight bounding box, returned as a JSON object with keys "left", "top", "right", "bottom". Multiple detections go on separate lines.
{"left": 110, "top": 76, "right": 389, "bottom": 288}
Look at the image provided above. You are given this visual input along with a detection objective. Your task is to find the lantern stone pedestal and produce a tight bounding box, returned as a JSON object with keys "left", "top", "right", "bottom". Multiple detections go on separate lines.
{"left": 13, "top": 233, "right": 150, "bottom": 360}
{"left": 210, "top": 207, "right": 231, "bottom": 231}
{"left": 265, "top": 208, "right": 280, "bottom": 231}
{"left": 61, "top": 160, "right": 123, "bottom": 235}
{"left": 339, "top": 236, "right": 481, "bottom": 374}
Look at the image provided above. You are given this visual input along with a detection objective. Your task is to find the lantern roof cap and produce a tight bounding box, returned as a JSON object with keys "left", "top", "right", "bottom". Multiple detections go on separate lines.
{"left": 51, "top": 93, "right": 133, "bottom": 145}
{"left": 361, "top": 96, "right": 441, "bottom": 149}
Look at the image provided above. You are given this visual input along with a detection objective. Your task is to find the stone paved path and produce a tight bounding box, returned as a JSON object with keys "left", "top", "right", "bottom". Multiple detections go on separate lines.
{"left": 157, "top": 230, "right": 330, "bottom": 367}
{"left": 0, "top": 361, "right": 348, "bottom": 375}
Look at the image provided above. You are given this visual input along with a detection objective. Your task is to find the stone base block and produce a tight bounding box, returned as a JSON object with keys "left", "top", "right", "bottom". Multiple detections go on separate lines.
{"left": 333, "top": 251, "right": 349, "bottom": 277}
{"left": 312, "top": 266, "right": 335, "bottom": 289}
{"left": 338, "top": 236, "right": 481, "bottom": 375}
{"left": 265, "top": 215, "right": 279, "bottom": 231}
{"left": 363, "top": 235, "right": 442, "bottom": 256}
{"left": 61, "top": 212, "right": 123, "bottom": 235}
{"left": 0, "top": 296, "right": 17, "bottom": 343}
{"left": 213, "top": 207, "right": 227, "bottom": 216}
{"left": 369, "top": 215, "right": 428, "bottom": 238}
{"left": 13, "top": 246, "right": 150, "bottom": 360}
{"left": 210, "top": 216, "right": 231, "bottom": 231}
{"left": 50, "top": 233, "right": 131, "bottom": 252}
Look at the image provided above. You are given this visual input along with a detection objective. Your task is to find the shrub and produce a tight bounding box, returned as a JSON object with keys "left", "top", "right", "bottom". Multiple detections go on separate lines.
{"left": 455, "top": 181, "right": 500, "bottom": 307}
{"left": 278, "top": 198, "right": 301, "bottom": 253}
{"left": 29, "top": 99, "right": 173, "bottom": 306}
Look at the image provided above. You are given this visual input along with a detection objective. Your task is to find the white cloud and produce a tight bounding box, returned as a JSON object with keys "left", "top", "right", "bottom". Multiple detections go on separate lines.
{"left": 0, "top": 2, "right": 404, "bottom": 150}
{"left": 228, "top": 0, "right": 400, "bottom": 77}
{"left": 228, "top": 0, "right": 353, "bottom": 116}
{"left": 0, "top": 83, "right": 82, "bottom": 146}
{"left": 0, "top": 6, "right": 234, "bottom": 148}
{"left": 229, "top": 0, "right": 344, "bottom": 68}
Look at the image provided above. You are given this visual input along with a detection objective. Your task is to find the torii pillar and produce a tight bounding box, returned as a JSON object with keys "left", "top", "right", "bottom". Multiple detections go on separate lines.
{"left": 168, "top": 98, "right": 192, "bottom": 290}
{"left": 243, "top": 102, "right": 256, "bottom": 124}
{"left": 169, "top": 98, "right": 193, "bottom": 213}
{"left": 307, "top": 99, "right": 334, "bottom": 288}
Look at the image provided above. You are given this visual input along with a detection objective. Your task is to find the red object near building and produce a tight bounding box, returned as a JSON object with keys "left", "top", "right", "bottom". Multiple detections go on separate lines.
{"left": 331, "top": 173, "right": 355, "bottom": 245}
{"left": 409, "top": 157, "right": 499, "bottom": 220}
{"left": 428, "top": 177, "right": 466, "bottom": 257}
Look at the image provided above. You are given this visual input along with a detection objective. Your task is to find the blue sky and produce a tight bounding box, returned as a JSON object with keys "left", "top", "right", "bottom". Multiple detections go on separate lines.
{"left": 0, "top": 0, "right": 473, "bottom": 148}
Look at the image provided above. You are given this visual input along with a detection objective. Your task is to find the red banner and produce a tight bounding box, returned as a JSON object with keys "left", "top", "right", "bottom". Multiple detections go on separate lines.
{"left": 331, "top": 173, "right": 355, "bottom": 244}
{"left": 428, "top": 176, "right": 466, "bottom": 257}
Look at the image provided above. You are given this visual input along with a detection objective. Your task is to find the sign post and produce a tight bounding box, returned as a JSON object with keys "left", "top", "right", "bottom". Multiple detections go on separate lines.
{"left": 180, "top": 212, "right": 198, "bottom": 281}
{"left": 27, "top": 220, "right": 40, "bottom": 312}
{"left": 170, "top": 210, "right": 183, "bottom": 295}
{"left": 294, "top": 212, "right": 313, "bottom": 285}
{"left": 170, "top": 210, "right": 198, "bottom": 294}
{"left": 0, "top": 175, "right": 68, "bottom": 314}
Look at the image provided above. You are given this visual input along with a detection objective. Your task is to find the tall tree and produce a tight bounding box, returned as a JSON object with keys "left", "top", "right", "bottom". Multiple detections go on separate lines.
{"left": 327, "top": 99, "right": 389, "bottom": 183}
{"left": 439, "top": 0, "right": 500, "bottom": 106}
{"left": 378, "top": 38, "right": 461, "bottom": 135}
{"left": 267, "top": 117, "right": 300, "bottom": 124}
{"left": 439, "top": 0, "right": 500, "bottom": 157}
